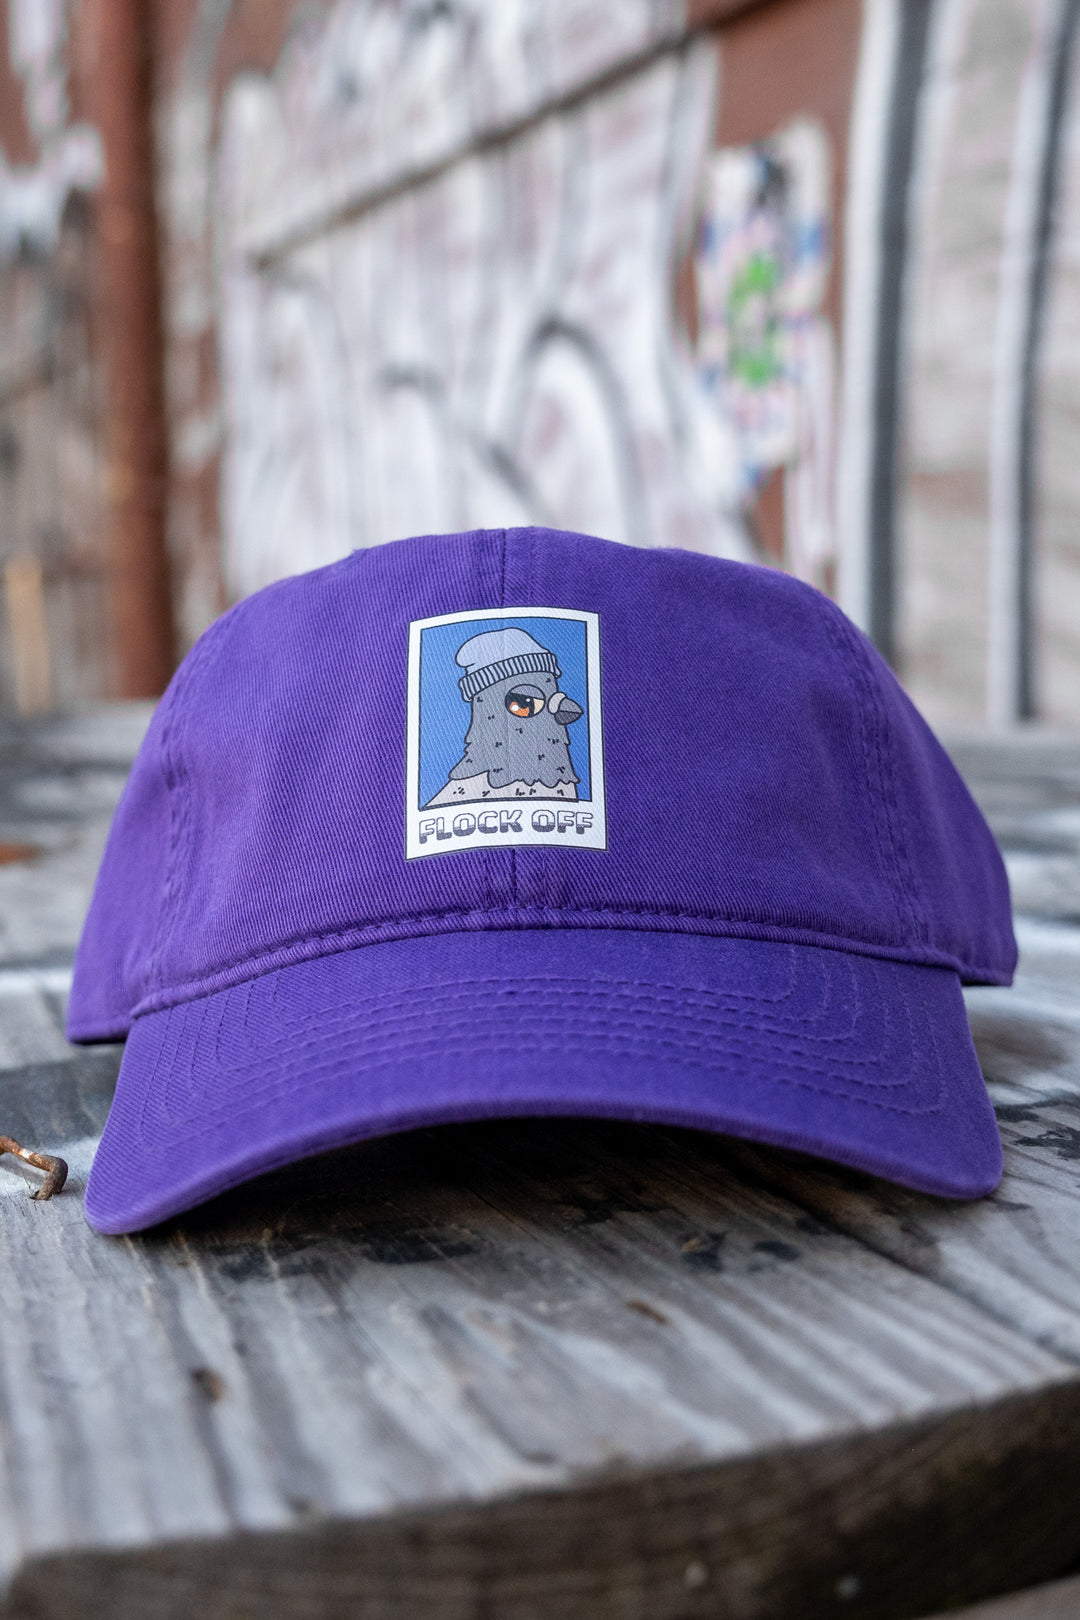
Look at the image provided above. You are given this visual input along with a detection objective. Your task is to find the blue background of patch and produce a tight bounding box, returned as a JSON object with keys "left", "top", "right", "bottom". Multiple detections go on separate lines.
{"left": 418, "top": 616, "right": 592, "bottom": 809}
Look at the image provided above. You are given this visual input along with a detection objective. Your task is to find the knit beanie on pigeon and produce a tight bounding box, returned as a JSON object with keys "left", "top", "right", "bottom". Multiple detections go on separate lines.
{"left": 455, "top": 628, "right": 561, "bottom": 701}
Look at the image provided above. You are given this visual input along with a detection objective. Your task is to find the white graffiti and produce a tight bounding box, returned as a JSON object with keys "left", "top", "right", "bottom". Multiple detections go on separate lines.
{"left": 0, "top": 0, "right": 102, "bottom": 265}
{"left": 212, "top": 0, "right": 754, "bottom": 598}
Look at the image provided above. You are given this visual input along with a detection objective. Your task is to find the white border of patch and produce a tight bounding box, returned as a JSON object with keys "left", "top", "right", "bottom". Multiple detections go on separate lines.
{"left": 406, "top": 606, "right": 606, "bottom": 860}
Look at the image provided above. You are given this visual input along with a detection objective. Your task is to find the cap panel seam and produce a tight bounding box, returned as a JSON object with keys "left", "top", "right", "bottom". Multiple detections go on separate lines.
{"left": 840, "top": 614, "right": 928, "bottom": 949}
{"left": 142, "top": 646, "right": 202, "bottom": 1002}
{"left": 120, "top": 674, "right": 184, "bottom": 1016}
{"left": 146, "top": 614, "right": 236, "bottom": 998}
{"left": 820, "top": 601, "right": 921, "bottom": 946}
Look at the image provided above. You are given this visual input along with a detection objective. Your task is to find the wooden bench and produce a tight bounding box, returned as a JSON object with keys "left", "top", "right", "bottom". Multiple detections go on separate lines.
{"left": 0, "top": 708, "right": 1078, "bottom": 1620}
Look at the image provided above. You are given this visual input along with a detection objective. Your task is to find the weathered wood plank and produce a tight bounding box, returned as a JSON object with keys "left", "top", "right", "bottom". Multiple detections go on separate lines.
{"left": 712, "top": 737, "right": 1080, "bottom": 1368}
{"left": 718, "top": 1076, "right": 1080, "bottom": 1366}
{"left": 0, "top": 714, "right": 1078, "bottom": 1620}
{"left": 0, "top": 1097, "right": 1068, "bottom": 1568}
{"left": 0, "top": 706, "right": 152, "bottom": 967}
{"left": 0, "top": 1050, "right": 1076, "bottom": 1620}
{"left": 6, "top": 1383, "right": 1080, "bottom": 1620}
{"left": 944, "top": 731, "right": 1080, "bottom": 925}
{"left": 921, "top": 1573, "right": 1080, "bottom": 1620}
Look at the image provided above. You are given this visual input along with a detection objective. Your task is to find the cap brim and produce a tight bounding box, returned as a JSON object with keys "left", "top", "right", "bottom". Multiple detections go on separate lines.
{"left": 84, "top": 930, "right": 1002, "bottom": 1233}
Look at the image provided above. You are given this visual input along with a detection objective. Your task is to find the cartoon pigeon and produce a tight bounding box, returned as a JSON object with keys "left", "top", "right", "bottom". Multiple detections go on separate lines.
{"left": 426, "top": 628, "right": 584, "bottom": 806}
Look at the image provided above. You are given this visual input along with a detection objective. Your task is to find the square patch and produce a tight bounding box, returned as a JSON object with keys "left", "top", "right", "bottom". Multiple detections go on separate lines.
{"left": 406, "top": 607, "right": 606, "bottom": 859}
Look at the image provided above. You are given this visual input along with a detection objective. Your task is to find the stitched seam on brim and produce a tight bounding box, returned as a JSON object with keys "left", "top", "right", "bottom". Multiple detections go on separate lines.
{"left": 111, "top": 912, "right": 1007, "bottom": 1028}
{"left": 137, "top": 1017, "right": 948, "bottom": 1137}
{"left": 204, "top": 1013, "right": 921, "bottom": 1090}
{"left": 249, "top": 975, "right": 875, "bottom": 1057}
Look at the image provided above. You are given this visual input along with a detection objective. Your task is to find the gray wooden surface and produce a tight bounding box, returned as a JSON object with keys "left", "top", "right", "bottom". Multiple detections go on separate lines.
{"left": 922, "top": 1571, "right": 1080, "bottom": 1620}
{"left": 0, "top": 709, "right": 1078, "bottom": 1620}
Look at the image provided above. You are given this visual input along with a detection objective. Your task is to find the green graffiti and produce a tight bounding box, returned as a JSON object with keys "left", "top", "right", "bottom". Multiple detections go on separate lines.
{"left": 727, "top": 251, "right": 783, "bottom": 388}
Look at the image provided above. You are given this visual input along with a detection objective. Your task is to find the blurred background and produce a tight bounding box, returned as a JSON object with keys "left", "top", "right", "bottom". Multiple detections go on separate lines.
{"left": 0, "top": 0, "right": 1077, "bottom": 731}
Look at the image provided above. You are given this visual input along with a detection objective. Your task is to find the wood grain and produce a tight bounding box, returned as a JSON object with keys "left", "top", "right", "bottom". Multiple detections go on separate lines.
{"left": 8, "top": 1386, "right": 1080, "bottom": 1620}
{"left": 0, "top": 717, "right": 1078, "bottom": 1620}
{"left": 717, "top": 736, "right": 1080, "bottom": 1363}
{"left": 920, "top": 1572, "right": 1080, "bottom": 1620}
{"left": 0, "top": 704, "right": 153, "bottom": 967}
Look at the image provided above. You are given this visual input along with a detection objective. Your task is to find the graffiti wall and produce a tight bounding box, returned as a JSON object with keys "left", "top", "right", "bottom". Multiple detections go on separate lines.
{"left": 157, "top": 0, "right": 857, "bottom": 637}
{"left": 0, "top": 0, "right": 108, "bottom": 711}
{"left": 2, "top": 0, "right": 1079, "bottom": 728}
{"left": 212, "top": 5, "right": 750, "bottom": 601}
{"left": 694, "top": 116, "right": 835, "bottom": 585}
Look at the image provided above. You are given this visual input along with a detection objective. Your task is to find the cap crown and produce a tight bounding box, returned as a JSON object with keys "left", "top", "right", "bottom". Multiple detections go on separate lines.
{"left": 69, "top": 528, "right": 1015, "bottom": 1040}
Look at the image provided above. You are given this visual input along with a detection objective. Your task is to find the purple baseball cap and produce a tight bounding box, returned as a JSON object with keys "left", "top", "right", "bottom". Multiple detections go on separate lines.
{"left": 68, "top": 528, "right": 1014, "bottom": 1234}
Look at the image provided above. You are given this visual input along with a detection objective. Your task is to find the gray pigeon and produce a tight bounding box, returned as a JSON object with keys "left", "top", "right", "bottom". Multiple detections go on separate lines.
{"left": 426, "top": 628, "right": 584, "bottom": 806}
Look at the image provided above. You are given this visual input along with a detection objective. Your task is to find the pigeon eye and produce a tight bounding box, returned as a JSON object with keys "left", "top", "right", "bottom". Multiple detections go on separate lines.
{"left": 505, "top": 689, "right": 543, "bottom": 718}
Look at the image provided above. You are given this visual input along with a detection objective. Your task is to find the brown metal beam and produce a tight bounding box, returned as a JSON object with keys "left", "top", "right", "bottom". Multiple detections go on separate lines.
{"left": 77, "top": 0, "right": 175, "bottom": 698}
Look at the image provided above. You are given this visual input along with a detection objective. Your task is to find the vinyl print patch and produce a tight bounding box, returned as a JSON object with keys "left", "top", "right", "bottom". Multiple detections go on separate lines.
{"left": 406, "top": 607, "right": 606, "bottom": 859}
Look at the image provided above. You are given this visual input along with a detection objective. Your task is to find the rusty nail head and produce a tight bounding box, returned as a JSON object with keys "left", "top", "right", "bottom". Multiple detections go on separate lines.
{"left": 0, "top": 1137, "right": 69, "bottom": 1201}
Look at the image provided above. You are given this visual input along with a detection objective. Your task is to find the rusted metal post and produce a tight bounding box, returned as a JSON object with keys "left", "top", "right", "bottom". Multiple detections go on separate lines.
{"left": 78, "top": 0, "right": 175, "bottom": 697}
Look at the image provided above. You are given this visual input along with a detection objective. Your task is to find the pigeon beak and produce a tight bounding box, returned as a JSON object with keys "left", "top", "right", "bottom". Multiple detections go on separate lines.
{"left": 548, "top": 693, "right": 583, "bottom": 725}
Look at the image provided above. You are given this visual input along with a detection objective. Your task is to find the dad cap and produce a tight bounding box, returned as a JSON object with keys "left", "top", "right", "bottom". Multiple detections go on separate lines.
{"left": 68, "top": 527, "right": 1015, "bottom": 1234}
